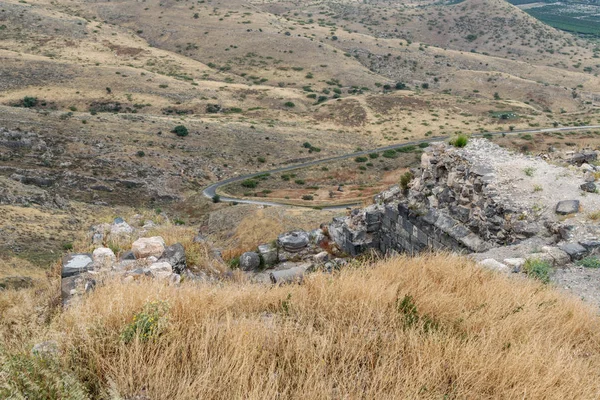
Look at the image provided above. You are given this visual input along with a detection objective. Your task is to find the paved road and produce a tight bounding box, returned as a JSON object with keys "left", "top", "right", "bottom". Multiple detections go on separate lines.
{"left": 203, "top": 125, "right": 600, "bottom": 209}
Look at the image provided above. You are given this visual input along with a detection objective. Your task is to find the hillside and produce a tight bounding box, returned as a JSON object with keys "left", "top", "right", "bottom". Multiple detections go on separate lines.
{"left": 4, "top": 0, "right": 600, "bottom": 397}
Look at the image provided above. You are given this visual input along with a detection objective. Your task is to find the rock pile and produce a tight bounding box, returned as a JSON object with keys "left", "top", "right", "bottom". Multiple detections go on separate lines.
{"left": 61, "top": 217, "right": 201, "bottom": 305}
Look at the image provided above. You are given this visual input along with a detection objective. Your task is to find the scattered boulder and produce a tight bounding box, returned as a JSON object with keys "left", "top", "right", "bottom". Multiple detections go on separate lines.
{"left": 110, "top": 218, "right": 134, "bottom": 236}
{"left": 568, "top": 151, "right": 597, "bottom": 166}
{"left": 240, "top": 252, "right": 261, "bottom": 271}
{"left": 313, "top": 251, "right": 330, "bottom": 264}
{"left": 278, "top": 231, "right": 309, "bottom": 252}
{"left": 503, "top": 258, "right": 525, "bottom": 272}
{"left": 92, "top": 247, "right": 116, "bottom": 268}
{"left": 555, "top": 200, "right": 580, "bottom": 215}
{"left": 62, "top": 253, "right": 94, "bottom": 278}
{"left": 158, "top": 243, "right": 186, "bottom": 274}
{"left": 580, "top": 182, "right": 597, "bottom": 193}
{"left": 560, "top": 242, "right": 588, "bottom": 261}
{"left": 132, "top": 236, "right": 166, "bottom": 259}
{"left": 270, "top": 264, "right": 310, "bottom": 284}
{"left": 478, "top": 259, "right": 510, "bottom": 273}
{"left": 149, "top": 262, "right": 173, "bottom": 279}
{"left": 541, "top": 246, "right": 571, "bottom": 266}
{"left": 258, "top": 243, "right": 278, "bottom": 267}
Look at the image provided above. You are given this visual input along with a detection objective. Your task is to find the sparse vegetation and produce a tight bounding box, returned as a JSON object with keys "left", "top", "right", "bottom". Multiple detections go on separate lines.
{"left": 523, "top": 258, "right": 552, "bottom": 283}
{"left": 450, "top": 135, "right": 468, "bottom": 148}
{"left": 171, "top": 125, "right": 189, "bottom": 137}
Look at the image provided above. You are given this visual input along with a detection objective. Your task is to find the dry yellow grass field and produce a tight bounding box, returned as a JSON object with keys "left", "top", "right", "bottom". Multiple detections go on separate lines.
{"left": 3, "top": 254, "right": 600, "bottom": 399}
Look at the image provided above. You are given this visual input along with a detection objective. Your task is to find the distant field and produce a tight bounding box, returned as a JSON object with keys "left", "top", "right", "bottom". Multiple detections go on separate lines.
{"left": 510, "top": 1, "right": 600, "bottom": 36}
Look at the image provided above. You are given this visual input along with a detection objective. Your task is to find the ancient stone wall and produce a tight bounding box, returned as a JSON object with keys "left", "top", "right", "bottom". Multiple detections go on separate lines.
{"left": 329, "top": 142, "right": 535, "bottom": 257}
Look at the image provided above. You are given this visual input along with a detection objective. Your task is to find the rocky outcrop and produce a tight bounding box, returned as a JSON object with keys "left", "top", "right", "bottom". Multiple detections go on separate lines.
{"left": 326, "top": 141, "right": 600, "bottom": 272}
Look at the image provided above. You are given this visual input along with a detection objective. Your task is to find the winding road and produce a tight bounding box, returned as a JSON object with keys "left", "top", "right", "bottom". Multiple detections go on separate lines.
{"left": 203, "top": 125, "right": 600, "bottom": 209}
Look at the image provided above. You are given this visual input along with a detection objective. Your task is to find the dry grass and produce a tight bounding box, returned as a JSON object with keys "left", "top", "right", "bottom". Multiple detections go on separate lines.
{"left": 3, "top": 254, "right": 600, "bottom": 399}
{"left": 222, "top": 209, "right": 284, "bottom": 260}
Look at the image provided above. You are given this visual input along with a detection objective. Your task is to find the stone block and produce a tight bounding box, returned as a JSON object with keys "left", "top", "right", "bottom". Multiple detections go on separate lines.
{"left": 478, "top": 259, "right": 510, "bottom": 273}
{"left": 580, "top": 182, "right": 596, "bottom": 193}
{"left": 131, "top": 237, "right": 166, "bottom": 259}
{"left": 62, "top": 254, "right": 94, "bottom": 278}
{"left": 559, "top": 242, "right": 588, "bottom": 261}
{"left": 555, "top": 200, "right": 580, "bottom": 215}
{"left": 541, "top": 246, "right": 571, "bottom": 266}
{"left": 258, "top": 243, "right": 279, "bottom": 267}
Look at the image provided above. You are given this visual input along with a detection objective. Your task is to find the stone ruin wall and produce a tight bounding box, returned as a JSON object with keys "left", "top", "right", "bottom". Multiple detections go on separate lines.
{"left": 329, "top": 143, "right": 538, "bottom": 257}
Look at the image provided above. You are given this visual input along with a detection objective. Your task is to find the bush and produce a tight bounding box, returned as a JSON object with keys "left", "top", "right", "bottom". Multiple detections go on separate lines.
{"left": 302, "top": 195, "right": 314, "bottom": 201}
{"left": 284, "top": 102, "right": 295, "bottom": 108}
{"left": 172, "top": 125, "right": 189, "bottom": 137}
{"left": 577, "top": 256, "right": 600, "bottom": 268}
{"left": 136, "top": 150, "right": 145, "bottom": 157}
{"left": 355, "top": 156, "right": 368, "bottom": 163}
{"left": 523, "top": 259, "right": 552, "bottom": 284}
{"left": 121, "top": 300, "right": 169, "bottom": 343}
{"left": 396, "top": 145, "right": 416, "bottom": 153}
{"left": 418, "top": 142, "right": 429, "bottom": 148}
{"left": 369, "top": 153, "right": 379, "bottom": 159}
{"left": 450, "top": 135, "right": 468, "bottom": 148}
{"left": 241, "top": 179, "right": 258, "bottom": 188}
{"left": 382, "top": 149, "right": 397, "bottom": 158}
{"left": 22, "top": 96, "right": 38, "bottom": 108}
{"left": 294, "top": 179, "right": 305, "bottom": 185}
{"left": 212, "top": 194, "right": 221, "bottom": 203}
{"left": 395, "top": 82, "right": 407, "bottom": 90}
{"left": 400, "top": 171, "right": 414, "bottom": 191}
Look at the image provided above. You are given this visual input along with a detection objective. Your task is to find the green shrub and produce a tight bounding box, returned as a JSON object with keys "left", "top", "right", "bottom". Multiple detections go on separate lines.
{"left": 136, "top": 150, "right": 145, "bottom": 157}
{"left": 294, "top": 179, "right": 305, "bottom": 185}
{"left": 121, "top": 300, "right": 169, "bottom": 343}
{"left": 284, "top": 101, "right": 295, "bottom": 108}
{"left": 22, "top": 96, "right": 38, "bottom": 108}
{"left": 523, "top": 259, "right": 552, "bottom": 284}
{"left": 241, "top": 179, "right": 258, "bottom": 188}
{"left": 369, "top": 153, "right": 379, "bottom": 159}
{"left": 450, "top": 135, "right": 468, "bottom": 148}
{"left": 355, "top": 156, "right": 368, "bottom": 163}
{"left": 382, "top": 149, "right": 397, "bottom": 158}
{"left": 212, "top": 194, "right": 221, "bottom": 203}
{"left": 400, "top": 171, "right": 414, "bottom": 191}
{"left": 396, "top": 145, "right": 416, "bottom": 153}
{"left": 523, "top": 167, "right": 535, "bottom": 177}
{"left": 577, "top": 256, "right": 600, "bottom": 268}
{"left": 172, "top": 125, "right": 189, "bottom": 137}
{"left": 302, "top": 195, "right": 314, "bottom": 201}
{"left": 418, "top": 142, "right": 429, "bottom": 148}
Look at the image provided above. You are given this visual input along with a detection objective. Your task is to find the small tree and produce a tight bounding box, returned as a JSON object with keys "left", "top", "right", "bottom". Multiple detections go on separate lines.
{"left": 172, "top": 125, "right": 189, "bottom": 137}
{"left": 22, "top": 96, "right": 38, "bottom": 108}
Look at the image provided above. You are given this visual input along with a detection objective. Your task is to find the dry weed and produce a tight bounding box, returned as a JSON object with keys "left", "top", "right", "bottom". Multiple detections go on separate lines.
{"left": 3, "top": 254, "right": 600, "bottom": 399}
